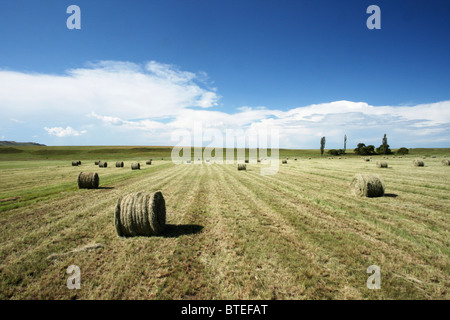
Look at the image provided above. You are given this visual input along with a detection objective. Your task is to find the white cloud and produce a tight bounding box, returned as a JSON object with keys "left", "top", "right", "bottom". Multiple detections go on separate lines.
{"left": 89, "top": 112, "right": 165, "bottom": 131}
{"left": 0, "top": 60, "right": 448, "bottom": 148}
{"left": 44, "top": 126, "right": 86, "bottom": 137}
{"left": 88, "top": 100, "right": 450, "bottom": 148}
{"left": 10, "top": 118, "right": 24, "bottom": 123}
{"left": 0, "top": 60, "right": 219, "bottom": 122}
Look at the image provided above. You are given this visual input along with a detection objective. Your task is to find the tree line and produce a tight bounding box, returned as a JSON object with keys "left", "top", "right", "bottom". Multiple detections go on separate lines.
{"left": 320, "top": 134, "right": 409, "bottom": 156}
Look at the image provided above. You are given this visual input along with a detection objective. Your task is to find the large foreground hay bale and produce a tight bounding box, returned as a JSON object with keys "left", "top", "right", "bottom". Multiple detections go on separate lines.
{"left": 238, "top": 164, "right": 246, "bottom": 171}
{"left": 146, "top": 160, "right": 152, "bottom": 165}
{"left": 350, "top": 174, "right": 385, "bottom": 197}
{"left": 72, "top": 161, "right": 79, "bottom": 166}
{"left": 376, "top": 161, "right": 388, "bottom": 168}
{"left": 442, "top": 159, "right": 450, "bottom": 166}
{"left": 114, "top": 192, "right": 166, "bottom": 237}
{"left": 413, "top": 160, "right": 424, "bottom": 167}
{"left": 116, "top": 161, "right": 124, "bottom": 167}
{"left": 77, "top": 172, "right": 99, "bottom": 189}
{"left": 99, "top": 161, "right": 108, "bottom": 168}
{"left": 131, "top": 163, "right": 140, "bottom": 170}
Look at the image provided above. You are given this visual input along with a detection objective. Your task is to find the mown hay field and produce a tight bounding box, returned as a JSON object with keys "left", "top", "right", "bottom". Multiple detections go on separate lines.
{"left": 0, "top": 153, "right": 449, "bottom": 299}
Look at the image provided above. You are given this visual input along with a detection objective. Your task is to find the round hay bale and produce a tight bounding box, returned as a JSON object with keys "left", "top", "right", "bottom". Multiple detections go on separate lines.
{"left": 95, "top": 161, "right": 100, "bottom": 165}
{"left": 441, "top": 159, "right": 450, "bottom": 166}
{"left": 116, "top": 161, "right": 124, "bottom": 167}
{"left": 364, "top": 158, "right": 370, "bottom": 162}
{"left": 308, "top": 157, "right": 311, "bottom": 160}
{"left": 413, "top": 160, "right": 424, "bottom": 167}
{"left": 99, "top": 161, "right": 108, "bottom": 168}
{"left": 350, "top": 174, "right": 385, "bottom": 197}
{"left": 376, "top": 161, "right": 388, "bottom": 168}
{"left": 72, "top": 161, "right": 79, "bottom": 166}
{"left": 238, "top": 164, "right": 246, "bottom": 171}
{"left": 131, "top": 163, "right": 140, "bottom": 170}
{"left": 77, "top": 161, "right": 82, "bottom": 165}
{"left": 186, "top": 160, "right": 191, "bottom": 164}
{"left": 114, "top": 191, "right": 166, "bottom": 237}
{"left": 146, "top": 160, "right": 152, "bottom": 165}
{"left": 431, "top": 155, "right": 436, "bottom": 158}
{"left": 245, "top": 160, "right": 249, "bottom": 164}
{"left": 77, "top": 172, "right": 99, "bottom": 189}
{"left": 294, "top": 158, "right": 297, "bottom": 161}
{"left": 282, "top": 160, "right": 287, "bottom": 164}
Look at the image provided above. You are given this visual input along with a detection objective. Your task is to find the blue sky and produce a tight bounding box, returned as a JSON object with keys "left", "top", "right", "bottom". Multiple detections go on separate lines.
{"left": 0, "top": 0, "right": 449, "bottom": 148}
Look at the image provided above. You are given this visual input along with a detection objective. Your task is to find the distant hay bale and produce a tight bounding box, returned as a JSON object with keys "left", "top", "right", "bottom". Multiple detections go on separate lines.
{"left": 413, "top": 160, "right": 424, "bottom": 167}
{"left": 77, "top": 161, "right": 82, "bottom": 165}
{"left": 114, "top": 191, "right": 166, "bottom": 237}
{"left": 282, "top": 160, "right": 287, "bottom": 164}
{"left": 257, "top": 159, "right": 261, "bottom": 163}
{"left": 238, "top": 164, "right": 246, "bottom": 171}
{"left": 245, "top": 160, "right": 249, "bottom": 163}
{"left": 146, "top": 160, "right": 152, "bottom": 165}
{"left": 95, "top": 161, "right": 100, "bottom": 165}
{"left": 350, "top": 174, "right": 385, "bottom": 197}
{"left": 365, "top": 158, "right": 370, "bottom": 162}
{"left": 116, "top": 161, "right": 124, "bottom": 167}
{"left": 131, "top": 163, "right": 140, "bottom": 170}
{"left": 77, "top": 172, "right": 99, "bottom": 189}
{"left": 376, "top": 161, "right": 388, "bottom": 168}
{"left": 72, "top": 161, "right": 79, "bottom": 166}
{"left": 431, "top": 155, "right": 436, "bottom": 158}
{"left": 441, "top": 159, "right": 450, "bottom": 166}
{"left": 99, "top": 161, "right": 108, "bottom": 168}
{"left": 294, "top": 158, "right": 297, "bottom": 160}
{"left": 308, "top": 157, "right": 311, "bottom": 160}
{"left": 186, "top": 160, "right": 191, "bottom": 164}
{"left": 422, "top": 156, "right": 426, "bottom": 159}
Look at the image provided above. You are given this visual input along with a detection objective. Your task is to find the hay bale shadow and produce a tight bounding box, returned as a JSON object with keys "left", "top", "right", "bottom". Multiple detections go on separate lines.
{"left": 163, "top": 224, "right": 204, "bottom": 238}
{"left": 98, "top": 186, "right": 115, "bottom": 190}
{"left": 384, "top": 193, "right": 398, "bottom": 198}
